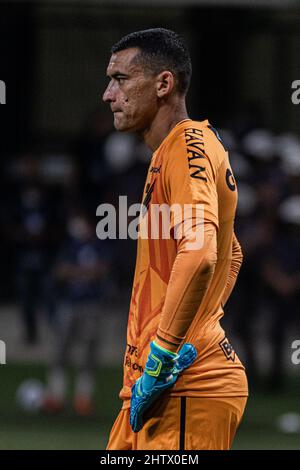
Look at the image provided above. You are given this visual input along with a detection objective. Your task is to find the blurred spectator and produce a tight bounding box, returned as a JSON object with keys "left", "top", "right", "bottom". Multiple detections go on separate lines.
{"left": 43, "top": 210, "right": 113, "bottom": 416}
{"left": 222, "top": 127, "right": 300, "bottom": 389}
{"left": 261, "top": 198, "right": 300, "bottom": 390}
{"left": 73, "top": 107, "right": 114, "bottom": 209}
{"left": 13, "top": 183, "right": 54, "bottom": 344}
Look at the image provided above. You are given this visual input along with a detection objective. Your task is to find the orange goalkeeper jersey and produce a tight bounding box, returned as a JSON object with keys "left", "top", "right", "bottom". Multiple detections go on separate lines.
{"left": 120, "top": 119, "right": 248, "bottom": 407}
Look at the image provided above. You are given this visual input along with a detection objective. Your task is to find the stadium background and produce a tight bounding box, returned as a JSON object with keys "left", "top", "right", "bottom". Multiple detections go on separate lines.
{"left": 0, "top": 0, "right": 300, "bottom": 450}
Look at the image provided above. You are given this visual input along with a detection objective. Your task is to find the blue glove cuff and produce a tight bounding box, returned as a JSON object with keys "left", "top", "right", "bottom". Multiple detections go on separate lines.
{"left": 152, "top": 341, "right": 177, "bottom": 357}
{"left": 145, "top": 341, "right": 177, "bottom": 378}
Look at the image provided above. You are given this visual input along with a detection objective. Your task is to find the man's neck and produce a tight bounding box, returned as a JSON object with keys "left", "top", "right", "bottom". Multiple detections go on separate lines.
{"left": 142, "top": 100, "right": 189, "bottom": 152}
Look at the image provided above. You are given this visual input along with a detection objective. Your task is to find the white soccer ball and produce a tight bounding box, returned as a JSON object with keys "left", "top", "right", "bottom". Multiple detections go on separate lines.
{"left": 16, "top": 379, "right": 45, "bottom": 412}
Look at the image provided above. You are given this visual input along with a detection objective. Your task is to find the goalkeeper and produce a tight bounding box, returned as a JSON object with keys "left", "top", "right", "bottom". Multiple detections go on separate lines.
{"left": 103, "top": 28, "right": 248, "bottom": 450}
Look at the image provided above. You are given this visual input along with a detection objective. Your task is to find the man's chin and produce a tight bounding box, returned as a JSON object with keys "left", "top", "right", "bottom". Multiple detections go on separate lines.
{"left": 114, "top": 123, "right": 126, "bottom": 132}
{"left": 113, "top": 118, "right": 132, "bottom": 132}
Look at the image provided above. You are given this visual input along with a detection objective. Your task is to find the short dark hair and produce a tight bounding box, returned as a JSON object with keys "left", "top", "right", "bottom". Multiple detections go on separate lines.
{"left": 111, "top": 28, "right": 192, "bottom": 95}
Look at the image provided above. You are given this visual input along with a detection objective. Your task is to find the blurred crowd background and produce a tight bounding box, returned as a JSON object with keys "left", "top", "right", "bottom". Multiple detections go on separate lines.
{"left": 0, "top": 0, "right": 299, "bottom": 449}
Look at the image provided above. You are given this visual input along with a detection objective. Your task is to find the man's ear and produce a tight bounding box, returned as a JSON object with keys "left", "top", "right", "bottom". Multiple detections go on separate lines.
{"left": 156, "top": 71, "right": 174, "bottom": 98}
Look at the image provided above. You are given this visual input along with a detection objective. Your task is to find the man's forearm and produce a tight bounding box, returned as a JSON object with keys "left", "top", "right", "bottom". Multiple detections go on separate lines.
{"left": 155, "top": 223, "right": 217, "bottom": 352}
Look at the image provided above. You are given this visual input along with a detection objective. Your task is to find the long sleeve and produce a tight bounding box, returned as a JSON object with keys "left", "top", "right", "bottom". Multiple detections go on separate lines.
{"left": 155, "top": 222, "right": 217, "bottom": 352}
{"left": 221, "top": 233, "right": 243, "bottom": 307}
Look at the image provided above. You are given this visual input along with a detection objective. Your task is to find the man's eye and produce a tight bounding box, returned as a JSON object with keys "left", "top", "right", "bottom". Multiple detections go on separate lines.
{"left": 117, "top": 77, "right": 125, "bottom": 84}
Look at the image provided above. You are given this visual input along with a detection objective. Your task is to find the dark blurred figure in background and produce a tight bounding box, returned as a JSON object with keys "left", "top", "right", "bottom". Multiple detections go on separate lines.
{"left": 222, "top": 127, "right": 300, "bottom": 390}
{"left": 43, "top": 210, "right": 113, "bottom": 416}
{"left": 15, "top": 185, "right": 51, "bottom": 344}
{"left": 73, "top": 107, "right": 115, "bottom": 211}
{"left": 7, "top": 156, "right": 55, "bottom": 345}
{"left": 73, "top": 107, "right": 148, "bottom": 294}
{"left": 261, "top": 196, "right": 300, "bottom": 390}
{"left": 234, "top": 152, "right": 283, "bottom": 383}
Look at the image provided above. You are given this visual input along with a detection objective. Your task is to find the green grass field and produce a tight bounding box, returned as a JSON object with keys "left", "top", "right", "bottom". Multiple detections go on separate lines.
{"left": 0, "top": 363, "right": 299, "bottom": 449}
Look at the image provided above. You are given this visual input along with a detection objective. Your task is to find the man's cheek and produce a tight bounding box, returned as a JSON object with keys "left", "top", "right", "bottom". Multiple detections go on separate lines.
{"left": 120, "top": 94, "right": 129, "bottom": 105}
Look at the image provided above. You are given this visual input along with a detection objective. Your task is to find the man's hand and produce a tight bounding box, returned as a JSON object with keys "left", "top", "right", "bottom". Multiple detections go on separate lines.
{"left": 130, "top": 341, "right": 197, "bottom": 433}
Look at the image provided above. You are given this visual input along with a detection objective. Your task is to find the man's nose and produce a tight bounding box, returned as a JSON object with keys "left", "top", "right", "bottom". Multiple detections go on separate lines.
{"left": 102, "top": 81, "right": 115, "bottom": 103}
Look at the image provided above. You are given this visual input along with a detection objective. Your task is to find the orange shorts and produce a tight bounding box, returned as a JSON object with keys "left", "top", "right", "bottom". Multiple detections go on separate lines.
{"left": 106, "top": 395, "right": 247, "bottom": 450}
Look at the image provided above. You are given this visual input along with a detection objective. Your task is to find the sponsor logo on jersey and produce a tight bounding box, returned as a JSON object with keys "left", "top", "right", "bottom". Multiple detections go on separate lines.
{"left": 142, "top": 180, "right": 156, "bottom": 215}
{"left": 150, "top": 166, "right": 161, "bottom": 174}
{"left": 184, "top": 128, "right": 207, "bottom": 181}
{"left": 125, "top": 343, "right": 143, "bottom": 373}
{"left": 219, "top": 337, "right": 236, "bottom": 362}
{"left": 226, "top": 168, "right": 236, "bottom": 191}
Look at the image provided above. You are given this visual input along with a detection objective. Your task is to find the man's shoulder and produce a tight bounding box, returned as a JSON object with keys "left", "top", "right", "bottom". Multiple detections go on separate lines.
{"left": 166, "top": 119, "right": 225, "bottom": 149}
{"left": 170, "top": 119, "right": 209, "bottom": 139}
{"left": 164, "top": 119, "right": 227, "bottom": 166}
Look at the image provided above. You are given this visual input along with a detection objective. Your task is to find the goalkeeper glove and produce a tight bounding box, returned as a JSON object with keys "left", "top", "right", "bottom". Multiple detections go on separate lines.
{"left": 130, "top": 341, "right": 197, "bottom": 433}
